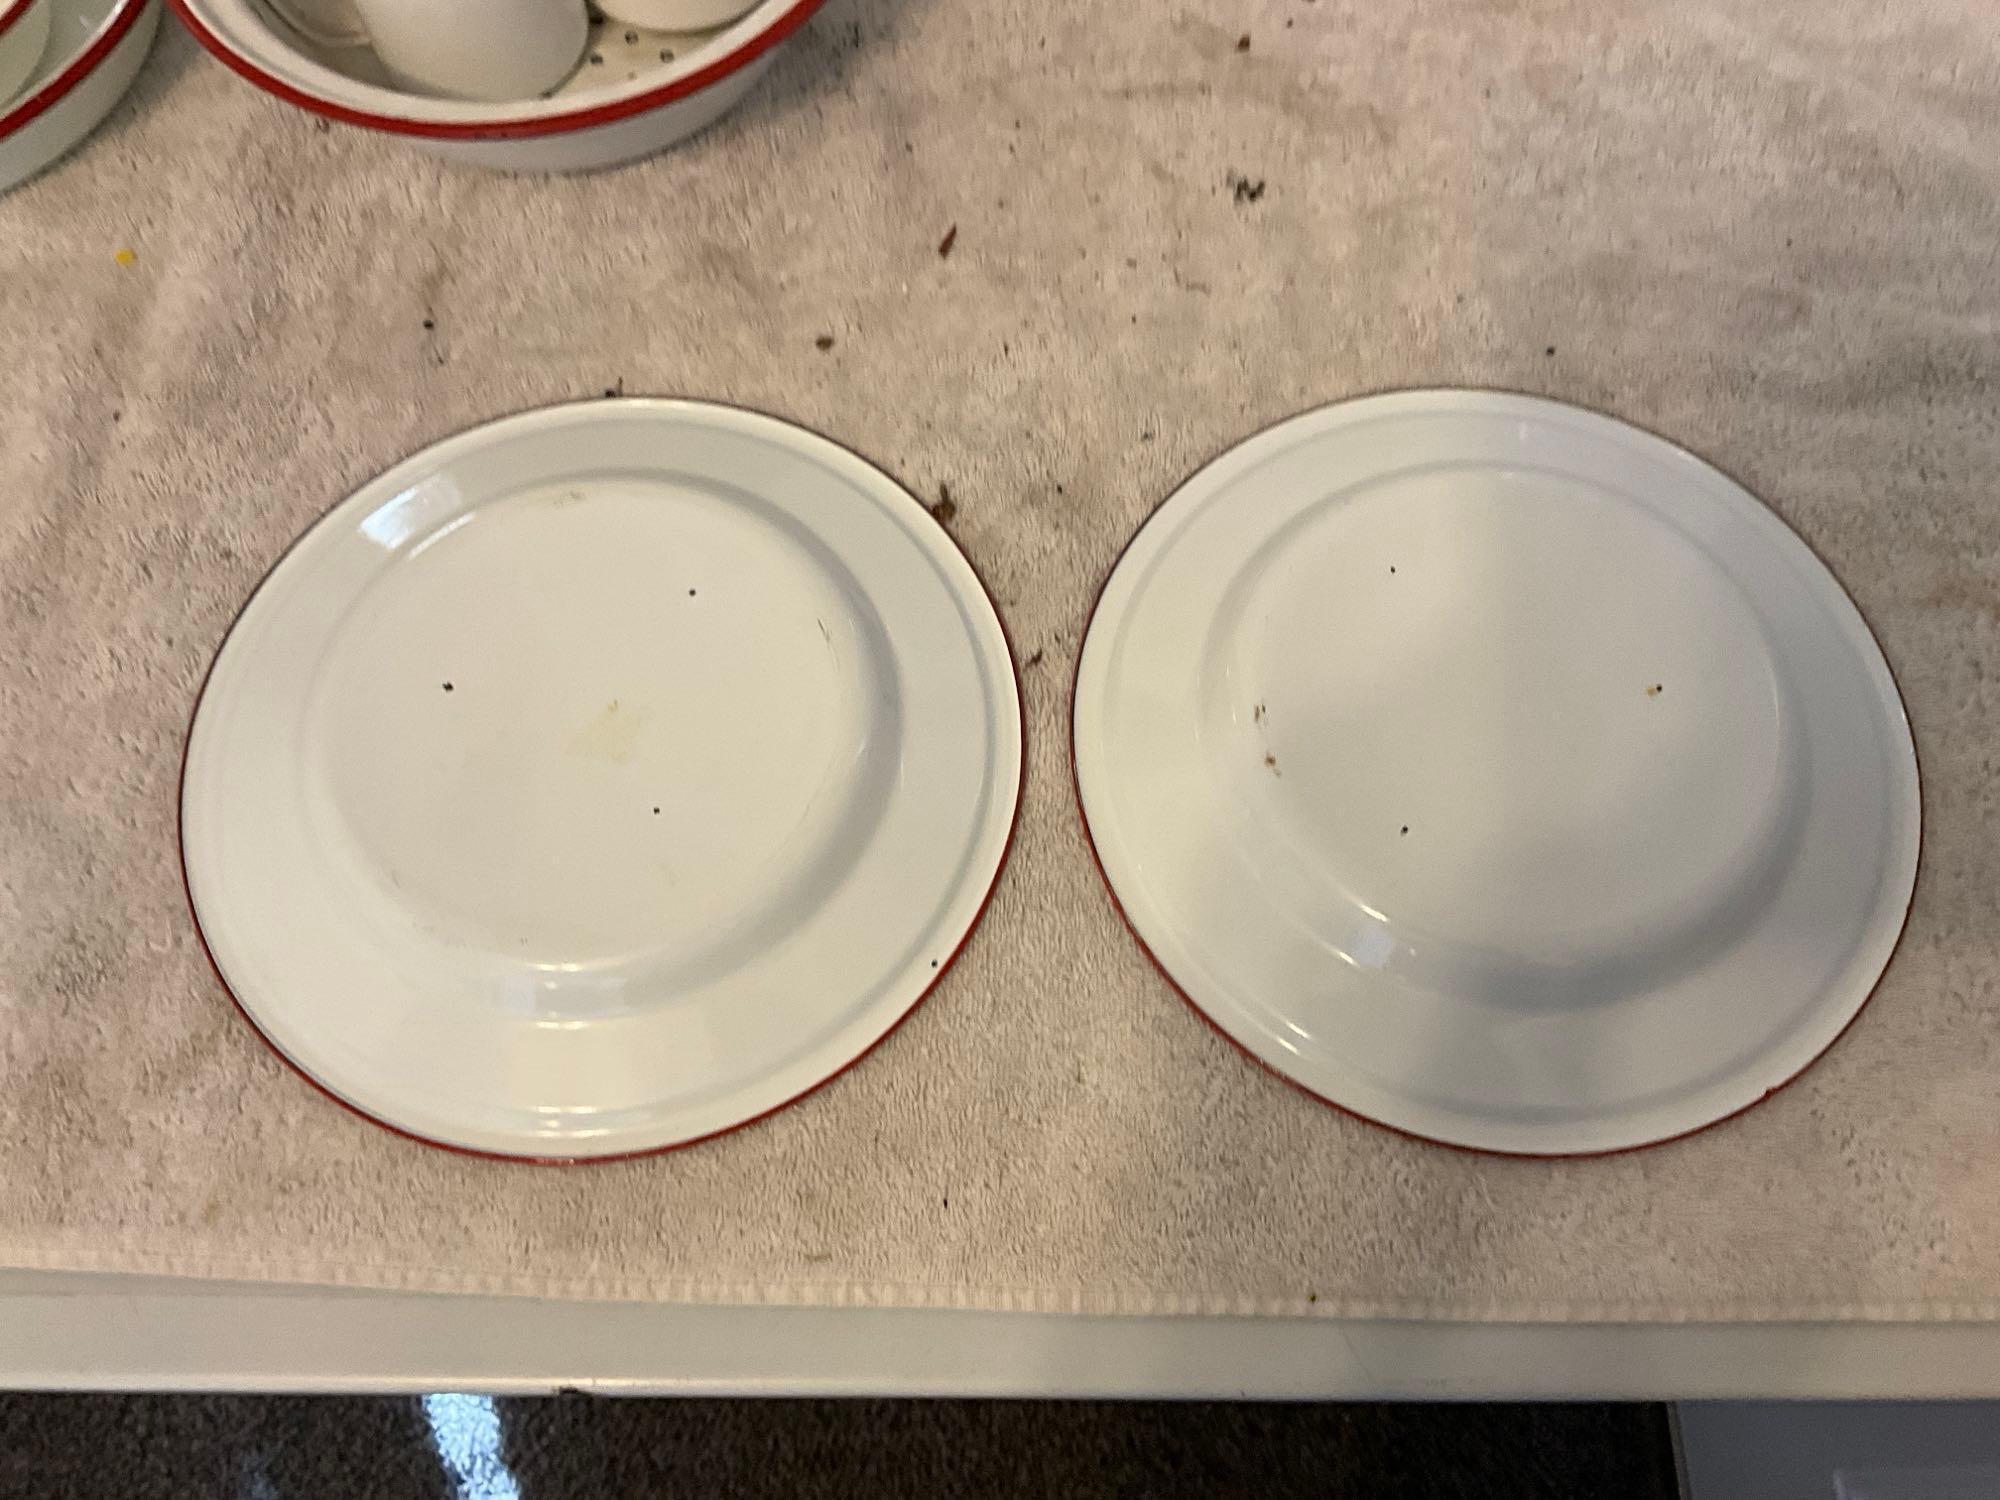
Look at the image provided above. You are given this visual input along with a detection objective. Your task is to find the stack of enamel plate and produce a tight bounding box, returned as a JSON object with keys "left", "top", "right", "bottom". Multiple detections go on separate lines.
{"left": 0, "top": 0, "right": 158, "bottom": 192}
{"left": 1073, "top": 391, "right": 1919, "bottom": 1156}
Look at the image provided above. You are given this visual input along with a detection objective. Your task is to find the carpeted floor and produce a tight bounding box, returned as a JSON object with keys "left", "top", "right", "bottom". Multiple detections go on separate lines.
{"left": 0, "top": 1396, "right": 1679, "bottom": 1498}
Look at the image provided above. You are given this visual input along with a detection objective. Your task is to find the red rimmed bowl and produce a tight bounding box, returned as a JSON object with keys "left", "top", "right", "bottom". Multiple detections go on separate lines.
{"left": 1, "top": 0, "right": 158, "bottom": 193}
{"left": 171, "top": 0, "right": 823, "bottom": 172}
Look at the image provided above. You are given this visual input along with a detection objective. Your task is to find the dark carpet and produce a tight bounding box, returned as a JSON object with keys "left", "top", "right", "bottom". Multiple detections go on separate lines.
{"left": 0, "top": 1395, "right": 1679, "bottom": 1499}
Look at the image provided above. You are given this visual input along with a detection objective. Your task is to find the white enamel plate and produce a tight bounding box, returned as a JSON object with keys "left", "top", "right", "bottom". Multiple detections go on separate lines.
{"left": 1075, "top": 391, "right": 1919, "bottom": 1155}
{"left": 184, "top": 400, "right": 1022, "bottom": 1160}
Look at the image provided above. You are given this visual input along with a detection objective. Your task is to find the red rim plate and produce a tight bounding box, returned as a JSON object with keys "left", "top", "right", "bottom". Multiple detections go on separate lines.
{"left": 179, "top": 397, "right": 1027, "bottom": 1165}
{"left": 1068, "top": 387, "right": 1921, "bottom": 1161}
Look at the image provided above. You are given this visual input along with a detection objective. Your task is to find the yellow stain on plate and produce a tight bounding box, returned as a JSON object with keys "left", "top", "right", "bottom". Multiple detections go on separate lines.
{"left": 567, "top": 697, "right": 649, "bottom": 763}
{"left": 114, "top": 248, "right": 137, "bottom": 266}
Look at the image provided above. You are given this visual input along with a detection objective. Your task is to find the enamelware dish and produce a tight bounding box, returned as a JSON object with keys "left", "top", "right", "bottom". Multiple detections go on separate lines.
{"left": 184, "top": 400, "right": 1024, "bottom": 1160}
{"left": 1074, "top": 391, "right": 1919, "bottom": 1155}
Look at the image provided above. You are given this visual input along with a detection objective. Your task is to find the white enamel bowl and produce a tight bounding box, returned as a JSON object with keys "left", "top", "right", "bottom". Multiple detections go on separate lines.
{"left": 1074, "top": 391, "right": 1920, "bottom": 1156}
{"left": 0, "top": 0, "right": 156, "bottom": 193}
{"left": 183, "top": 401, "right": 1023, "bottom": 1159}
{"left": 169, "top": 0, "right": 821, "bottom": 172}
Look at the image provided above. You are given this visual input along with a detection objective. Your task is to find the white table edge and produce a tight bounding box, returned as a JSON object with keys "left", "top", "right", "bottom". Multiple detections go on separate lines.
{"left": 3, "top": 1271, "right": 1997, "bottom": 1399}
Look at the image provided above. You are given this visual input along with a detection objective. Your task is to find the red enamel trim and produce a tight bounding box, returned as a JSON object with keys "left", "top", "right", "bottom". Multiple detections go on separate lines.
{"left": 0, "top": 0, "right": 37, "bottom": 43}
{"left": 178, "top": 396, "right": 1028, "bottom": 1165}
{"left": 1069, "top": 388, "right": 1921, "bottom": 1160}
{"left": 166, "top": 0, "right": 823, "bottom": 140}
{"left": 0, "top": 0, "right": 150, "bottom": 138}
